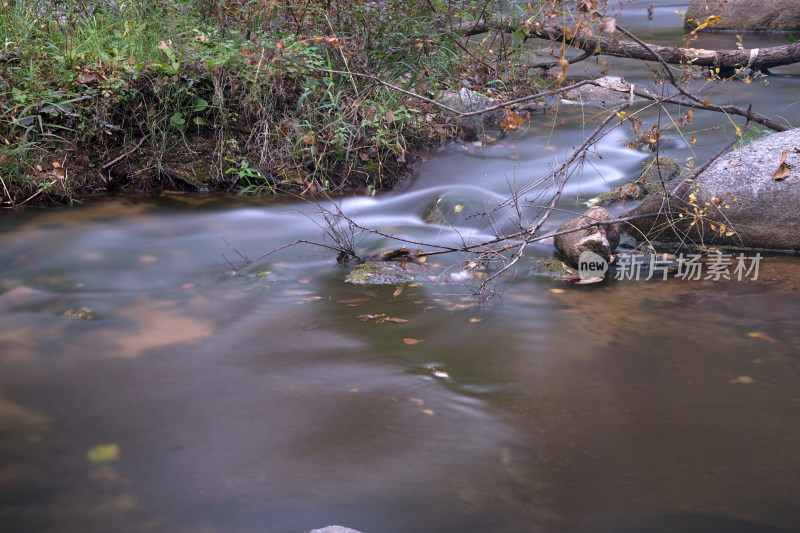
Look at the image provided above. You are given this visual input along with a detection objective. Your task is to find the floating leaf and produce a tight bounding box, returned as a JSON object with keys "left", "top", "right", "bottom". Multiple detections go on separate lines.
{"left": 87, "top": 444, "right": 120, "bottom": 464}
{"left": 409, "top": 397, "right": 425, "bottom": 406}
{"left": 403, "top": 338, "right": 424, "bottom": 344}
{"left": 469, "top": 317, "right": 483, "bottom": 323}
{"left": 337, "top": 298, "right": 370, "bottom": 304}
{"left": 432, "top": 369, "right": 449, "bottom": 378}
{"left": 729, "top": 375, "right": 755, "bottom": 384}
{"left": 421, "top": 409, "right": 435, "bottom": 416}
{"left": 453, "top": 204, "right": 464, "bottom": 213}
{"left": 387, "top": 317, "right": 408, "bottom": 323}
{"left": 747, "top": 331, "right": 777, "bottom": 343}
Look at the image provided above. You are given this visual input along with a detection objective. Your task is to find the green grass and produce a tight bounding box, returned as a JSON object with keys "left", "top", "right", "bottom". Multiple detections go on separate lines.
{"left": 0, "top": 0, "right": 544, "bottom": 206}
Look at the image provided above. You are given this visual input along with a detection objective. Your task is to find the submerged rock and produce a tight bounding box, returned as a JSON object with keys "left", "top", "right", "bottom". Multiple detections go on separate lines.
{"left": 436, "top": 88, "right": 505, "bottom": 142}
{"left": 588, "top": 158, "right": 680, "bottom": 207}
{"left": 531, "top": 257, "right": 579, "bottom": 279}
{"left": 345, "top": 261, "right": 416, "bottom": 285}
{"left": 553, "top": 207, "right": 620, "bottom": 268}
{"left": 685, "top": 0, "right": 800, "bottom": 32}
{"left": 624, "top": 128, "right": 800, "bottom": 251}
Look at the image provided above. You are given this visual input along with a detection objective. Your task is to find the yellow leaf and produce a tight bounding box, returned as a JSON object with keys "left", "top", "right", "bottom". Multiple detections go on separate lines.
{"left": 747, "top": 331, "right": 777, "bottom": 343}
{"left": 469, "top": 317, "right": 483, "bottom": 323}
{"left": 403, "top": 338, "right": 424, "bottom": 344}
{"left": 87, "top": 444, "right": 120, "bottom": 464}
{"left": 690, "top": 135, "right": 696, "bottom": 144}
{"left": 453, "top": 204, "right": 464, "bottom": 213}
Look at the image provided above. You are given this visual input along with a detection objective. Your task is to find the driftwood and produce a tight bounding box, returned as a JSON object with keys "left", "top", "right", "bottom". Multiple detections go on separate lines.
{"left": 461, "top": 18, "right": 800, "bottom": 73}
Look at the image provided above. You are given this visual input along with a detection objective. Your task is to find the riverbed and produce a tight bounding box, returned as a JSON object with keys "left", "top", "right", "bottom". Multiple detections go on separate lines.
{"left": 1, "top": 2, "right": 799, "bottom": 532}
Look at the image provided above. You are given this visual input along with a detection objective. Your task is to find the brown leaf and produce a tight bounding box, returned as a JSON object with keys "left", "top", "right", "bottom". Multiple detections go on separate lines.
{"left": 729, "top": 375, "right": 755, "bottom": 384}
{"left": 403, "top": 338, "right": 424, "bottom": 344}
{"left": 500, "top": 110, "right": 524, "bottom": 133}
{"left": 773, "top": 151, "right": 791, "bottom": 181}
{"left": 358, "top": 152, "right": 370, "bottom": 161}
{"left": 386, "top": 317, "right": 408, "bottom": 323}
{"left": 75, "top": 154, "right": 90, "bottom": 167}
{"left": 685, "top": 109, "right": 694, "bottom": 124}
{"left": 337, "top": 298, "right": 370, "bottom": 304}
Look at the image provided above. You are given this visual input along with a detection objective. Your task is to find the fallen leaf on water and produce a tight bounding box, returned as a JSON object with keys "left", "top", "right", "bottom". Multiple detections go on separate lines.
{"left": 393, "top": 284, "right": 405, "bottom": 298}
{"left": 403, "top": 338, "right": 424, "bottom": 344}
{"left": 87, "top": 444, "right": 120, "bottom": 464}
{"left": 356, "top": 314, "right": 375, "bottom": 321}
{"left": 337, "top": 298, "right": 369, "bottom": 304}
{"left": 729, "top": 375, "right": 755, "bottom": 384}
{"left": 350, "top": 388, "right": 360, "bottom": 393}
{"left": 549, "top": 288, "right": 565, "bottom": 294}
{"left": 421, "top": 409, "right": 435, "bottom": 416}
{"left": 386, "top": 317, "right": 408, "bottom": 323}
{"left": 433, "top": 369, "right": 449, "bottom": 379}
{"left": 747, "top": 331, "right": 777, "bottom": 343}
{"left": 409, "top": 397, "right": 425, "bottom": 406}
{"left": 453, "top": 204, "right": 464, "bottom": 213}
{"left": 773, "top": 151, "right": 791, "bottom": 180}
{"left": 469, "top": 317, "right": 483, "bottom": 323}
{"left": 298, "top": 279, "right": 310, "bottom": 284}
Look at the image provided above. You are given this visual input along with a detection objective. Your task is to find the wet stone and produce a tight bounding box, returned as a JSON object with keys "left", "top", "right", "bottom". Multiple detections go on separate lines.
{"left": 345, "top": 262, "right": 416, "bottom": 285}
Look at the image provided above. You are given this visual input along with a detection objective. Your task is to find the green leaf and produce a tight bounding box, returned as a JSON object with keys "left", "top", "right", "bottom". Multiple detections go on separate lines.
{"left": 170, "top": 112, "right": 186, "bottom": 127}
{"left": 192, "top": 116, "right": 205, "bottom": 125}
{"left": 191, "top": 98, "right": 208, "bottom": 112}
{"left": 786, "top": 33, "right": 798, "bottom": 43}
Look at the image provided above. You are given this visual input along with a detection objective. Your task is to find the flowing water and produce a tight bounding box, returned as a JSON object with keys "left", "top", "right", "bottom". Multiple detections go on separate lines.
{"left": 2, "top": 3, "right": 800, "bottom": 532}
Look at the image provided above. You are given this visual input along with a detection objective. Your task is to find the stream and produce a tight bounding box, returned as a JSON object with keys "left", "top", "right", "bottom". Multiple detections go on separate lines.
{"left": 1, "top": 2, "right": 800, "bottom": 532}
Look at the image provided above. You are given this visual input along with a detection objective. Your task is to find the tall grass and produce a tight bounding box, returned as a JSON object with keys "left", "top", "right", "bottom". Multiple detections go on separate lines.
{"left": 0, "top": 0, "right": 540, "bottom": 206}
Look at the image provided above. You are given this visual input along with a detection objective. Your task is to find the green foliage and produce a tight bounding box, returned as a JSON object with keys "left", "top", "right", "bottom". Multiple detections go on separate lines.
{"left": 0, "top": 0, "right": 544, "bottom": 205}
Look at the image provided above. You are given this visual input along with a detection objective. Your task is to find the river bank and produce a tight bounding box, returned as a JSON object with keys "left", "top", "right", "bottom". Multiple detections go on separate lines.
{"left": 1, "top": 0, "right": 552, "bottom": 207}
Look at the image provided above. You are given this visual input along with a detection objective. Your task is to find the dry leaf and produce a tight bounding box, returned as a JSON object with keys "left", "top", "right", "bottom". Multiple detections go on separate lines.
{"left": 432, "top": 369, "right": 449, "bottom": 378}
{"left": 386, "top": 317, "right": 408, "bottom": 323}
{"left": 403, "top": 338, "right": 424, "bottom": 344}
{"left": 773, "top": 151, "right": 791, "bottom": 181}
{"left": 358, "top": 152, "right": 370, "bottom": 161}
{"left": 500, "top": 110, "right": 524, "bottom": 133}
{"left": 468, "top": 317, "right": 483, "bottom": 323}
{"left": 599, "top": 16, "right": 616, "bottom": 34}
{"left": 685, "top": 109, "right": 694, "bottom": 124}
{"left": 729, "top": 375, "right": 755, "bottom": 384}
{"left": 409, "top": 397, "right": 425, "bottom": 406}
{"left": 337, "top": 298, "right": 370, "bottom": 304}
{"left": 393, "top": 284, "right": 405, "bottom": 298}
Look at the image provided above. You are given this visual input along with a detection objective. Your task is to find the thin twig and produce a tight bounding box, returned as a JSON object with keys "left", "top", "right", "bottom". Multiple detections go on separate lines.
{"left": 101, "top": 135, "right": 149, "bottom": 170}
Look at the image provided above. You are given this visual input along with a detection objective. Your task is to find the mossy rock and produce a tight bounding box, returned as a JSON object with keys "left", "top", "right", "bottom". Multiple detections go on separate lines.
{"left": 345, "top": 261, "right": 416, "bottom": 285}
{"left": 531, "top": 257, "right": 578, "bottom": 278}
{"left": 589, "top": 158, "right": 679, "bottom": 207}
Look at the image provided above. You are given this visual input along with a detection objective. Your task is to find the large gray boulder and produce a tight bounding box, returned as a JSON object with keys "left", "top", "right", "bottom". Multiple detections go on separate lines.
{"left": 436, "top": 88, "right": 505, "bottom": 142}
{"left": 624, "top": 128, "right": 800, "bottom": 250}
{"left": 685, "top": 0, "right": 800, "bottom": 32}
{"left": 553, "top": 207, "right": 620, "bottom": 268}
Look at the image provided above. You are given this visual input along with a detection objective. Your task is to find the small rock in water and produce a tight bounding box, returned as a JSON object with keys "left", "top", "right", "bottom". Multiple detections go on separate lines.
{"left": 553, "top": 207, "right": 620, "bottom": 268}
{"left": 345, "top": 261, "right": 415, "bottom": 285}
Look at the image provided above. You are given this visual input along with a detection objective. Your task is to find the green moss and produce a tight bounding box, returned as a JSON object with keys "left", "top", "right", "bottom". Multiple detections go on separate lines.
{"left": 345, "top": 262, "right": 415, "bottom": 285}
{"left": 531, "top": 257, "right": 578, "bottom": 278}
